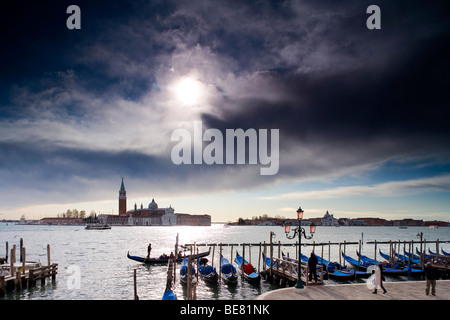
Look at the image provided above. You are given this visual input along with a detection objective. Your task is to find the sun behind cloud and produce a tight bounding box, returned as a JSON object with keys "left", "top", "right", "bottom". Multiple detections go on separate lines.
{"left": 176, "top": 77, "right": 200, "bottom": 105}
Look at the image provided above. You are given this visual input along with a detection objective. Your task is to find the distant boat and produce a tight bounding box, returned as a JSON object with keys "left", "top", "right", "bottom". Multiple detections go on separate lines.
{"left": 85, "top": 224, "right": 111, "bottom": 230}
{"left": 429, "top": 225, "right": 439, "bottom": 229}
{"left": 399, "top": 226, "right": 407, "bottom": 229}
{"left": 235, "top": 252, "right": 260, "bottom": 284}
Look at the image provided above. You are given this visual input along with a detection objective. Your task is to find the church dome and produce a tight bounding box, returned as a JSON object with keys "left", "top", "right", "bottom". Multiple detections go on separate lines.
{"left": 148, "top": 198, "right": 158, "bottom": 209}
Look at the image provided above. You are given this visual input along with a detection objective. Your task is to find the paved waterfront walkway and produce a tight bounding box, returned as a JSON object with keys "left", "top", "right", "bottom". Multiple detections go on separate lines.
{"left": 255, "top": 280, "right": 450, "bottom": 300}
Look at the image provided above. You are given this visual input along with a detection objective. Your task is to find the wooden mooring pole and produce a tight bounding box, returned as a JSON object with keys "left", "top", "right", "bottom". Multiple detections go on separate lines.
{"left": 5, "top": 241, "right": 8, "bottom": 264}
{"left": 219, "top": 243, "right": 222, "bottom": 281}
{"left": 19, "top": 238, "right": 23, "bottom": 263}
{"left": 47, "top": 244, "right": 51, "bottom": 266}
{"left": 133, "top": 269, "right": 139, "bottom": 300}
{"left": 186, "top": 255, "right": 197, "bottom": 300}
{"left": 257, "top": 242, "right": 262, "bottom": 273}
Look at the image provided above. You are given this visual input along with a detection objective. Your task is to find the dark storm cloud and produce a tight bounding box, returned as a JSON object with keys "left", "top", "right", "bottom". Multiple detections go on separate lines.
{"left": 203, "top": 34, "right": 450, "bottom": 142}
{"left": 201, "top": 0, "right": 450, "bottom": 179}
{"left": 1, "top": 0, "right": 450, "bottom": 210}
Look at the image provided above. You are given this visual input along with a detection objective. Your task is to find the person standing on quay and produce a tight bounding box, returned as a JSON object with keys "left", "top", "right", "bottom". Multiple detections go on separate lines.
{"left": 424, "top": 262, "right": 438, "bottom": 296}
{"left": 308, "top": 252, "right": 318, "bottom": 282}
{"left": 373, "top": 265, "right": 387, "bottom": 294}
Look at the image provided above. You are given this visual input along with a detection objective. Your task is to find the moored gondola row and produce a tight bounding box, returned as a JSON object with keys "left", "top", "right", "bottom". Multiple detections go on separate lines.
{"left": 127, "top": 234, "right": 450, "bottom": 300}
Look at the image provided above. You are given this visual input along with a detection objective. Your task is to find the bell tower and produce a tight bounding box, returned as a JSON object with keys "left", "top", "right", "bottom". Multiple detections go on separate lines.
{"left": 119, "top": 178, "right": 127, "bottom": 216}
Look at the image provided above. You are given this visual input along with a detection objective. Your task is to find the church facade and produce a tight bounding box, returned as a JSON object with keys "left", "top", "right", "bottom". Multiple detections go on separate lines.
{"left": 99, "top": 179, "right": 211, "bottom": 226}
{"left": 321, "top": 210, "right": 339, "bottom": 226}
{"left": 123, "top": 199, "right": 177, "bottom": 226}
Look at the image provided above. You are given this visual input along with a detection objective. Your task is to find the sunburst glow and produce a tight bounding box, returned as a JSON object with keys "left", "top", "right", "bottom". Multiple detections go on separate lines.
{"left": 176, "top": 78, "right": 200, "bottom": 105}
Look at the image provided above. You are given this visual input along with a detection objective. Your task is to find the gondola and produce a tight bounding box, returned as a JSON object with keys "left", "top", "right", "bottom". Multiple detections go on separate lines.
{"left": 428, "top": 249, "right": 450, "bottom": 257}
{"left": 264, "top": 252, "right": 301, "bottom": 279}
{"left": 127, "top": 247, "right": 211, "bottom": 265}
{"left": 283, "top": 253, "right": 334, "bottom": 280}
{"left": 162, "top": 288, "right": 176, "bottom": 300}
{"left": 415, "top": 248, "right": 431, "bottom": 260}
{"left": 344, "top": 251, "right": 409, "bottom": 276}
{"left": 328, "top": 269, "right": 370, "bottom": 280}
{"left": 356, "top": 251, "right": 379, "bottom": 266}
{"left": 235, "top": 251, "right": 260, "bottom": 284}
{"left": 162, "top": 270, "right": 177, "bottom": 300}
{"left": 262, "top": 252, "right": 277, "bottom": 268}
{"left": 393, "top": 251, "right": 421, "bottom": 264}
{"left": 341, "top": 252, "right": 371, "bottom": 272}
{"left": 198, "top": 258, "right": 218, "bottom": 284}
{"left": 161, "top": 257, "right": 177, "bottom": 300}
{"left": 301, "top": 252, "right": 369, "bottom": 279}
{"left": 180, "top": 257, "right": 196, "bottom": 284}
{"left": 377, "top": 250, "right": 422, "bottom": 276}
{"left": 220, "top": 255, "right": 237, "bottom": 285}
{"left": 325, "top": 262, "right": 370, "bottom": 280}
{"left": 403, "top": 250, "right": 421, "bottom": 260}
{"left": 356, "top": 250, "right": 421, "bottom": 276}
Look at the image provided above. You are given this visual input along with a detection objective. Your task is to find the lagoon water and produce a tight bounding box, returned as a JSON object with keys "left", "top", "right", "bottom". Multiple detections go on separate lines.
{"left": 1, "top": 223, "right": 448, "bottom": 300}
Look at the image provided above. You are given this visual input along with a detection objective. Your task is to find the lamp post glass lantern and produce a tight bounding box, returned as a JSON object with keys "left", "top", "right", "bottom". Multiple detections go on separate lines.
{"left": 284, "top": 206, "right": 315, "bottom": 289}
{"left": 284, "top": 222, "right": 291, "bottom": 234}
{"left": 296, "top": 207, "right": 304, "bottom": 220}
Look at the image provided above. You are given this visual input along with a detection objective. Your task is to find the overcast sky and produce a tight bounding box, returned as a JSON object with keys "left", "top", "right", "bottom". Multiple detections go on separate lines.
{"left": 1, "top": 0, "right": 449, "bottom": 222}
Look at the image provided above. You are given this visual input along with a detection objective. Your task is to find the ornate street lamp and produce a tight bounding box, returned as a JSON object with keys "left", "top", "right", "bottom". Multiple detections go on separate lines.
{"left": 284, "top": 206, "right": 316, "bottom": 289}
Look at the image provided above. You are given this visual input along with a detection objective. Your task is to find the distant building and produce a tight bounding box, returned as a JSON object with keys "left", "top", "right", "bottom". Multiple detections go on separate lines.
{"left": 118, "top": 199, "right": 178, "bottom": 226}
{"left": 176, "top": 213, "right": 211, "bottom": 226}
{"left": 355, "top": 217, "right": 390, "bottom": 226}
{"left": 40, "top": 217, "right": 84, "bottom": 225}
{"left": 18, "top": 216, "right": 40, "bottom": 225}
{"left": 351, "top": 220, "right": 367, "bottom": 226}
{"left": 99, "top": 179, "right": 211, "bottom": 226}
{"left": 423, "top": 220, "right": 448, "bottom": 227}
{"left": 338, "top": 218, "right": 351, "bottom": 226}
{"left": 118, "top": 177, "right": 127, "bottom": 216}
{"left": 392, "top": 219, "right": 424, "bottom": 227}
{"left": 321, "top": 210, "right": 339, "bottom": 226}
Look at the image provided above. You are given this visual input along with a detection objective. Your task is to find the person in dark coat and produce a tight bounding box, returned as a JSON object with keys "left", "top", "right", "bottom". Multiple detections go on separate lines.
{"left": 308, "top": 252, "right": 318, "bottom": 282}
{"left": 424, "top": 262, "right": 438, "bottom": 296}
{"left": 147, "top": 243, "right": 152, "bottom": 258}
